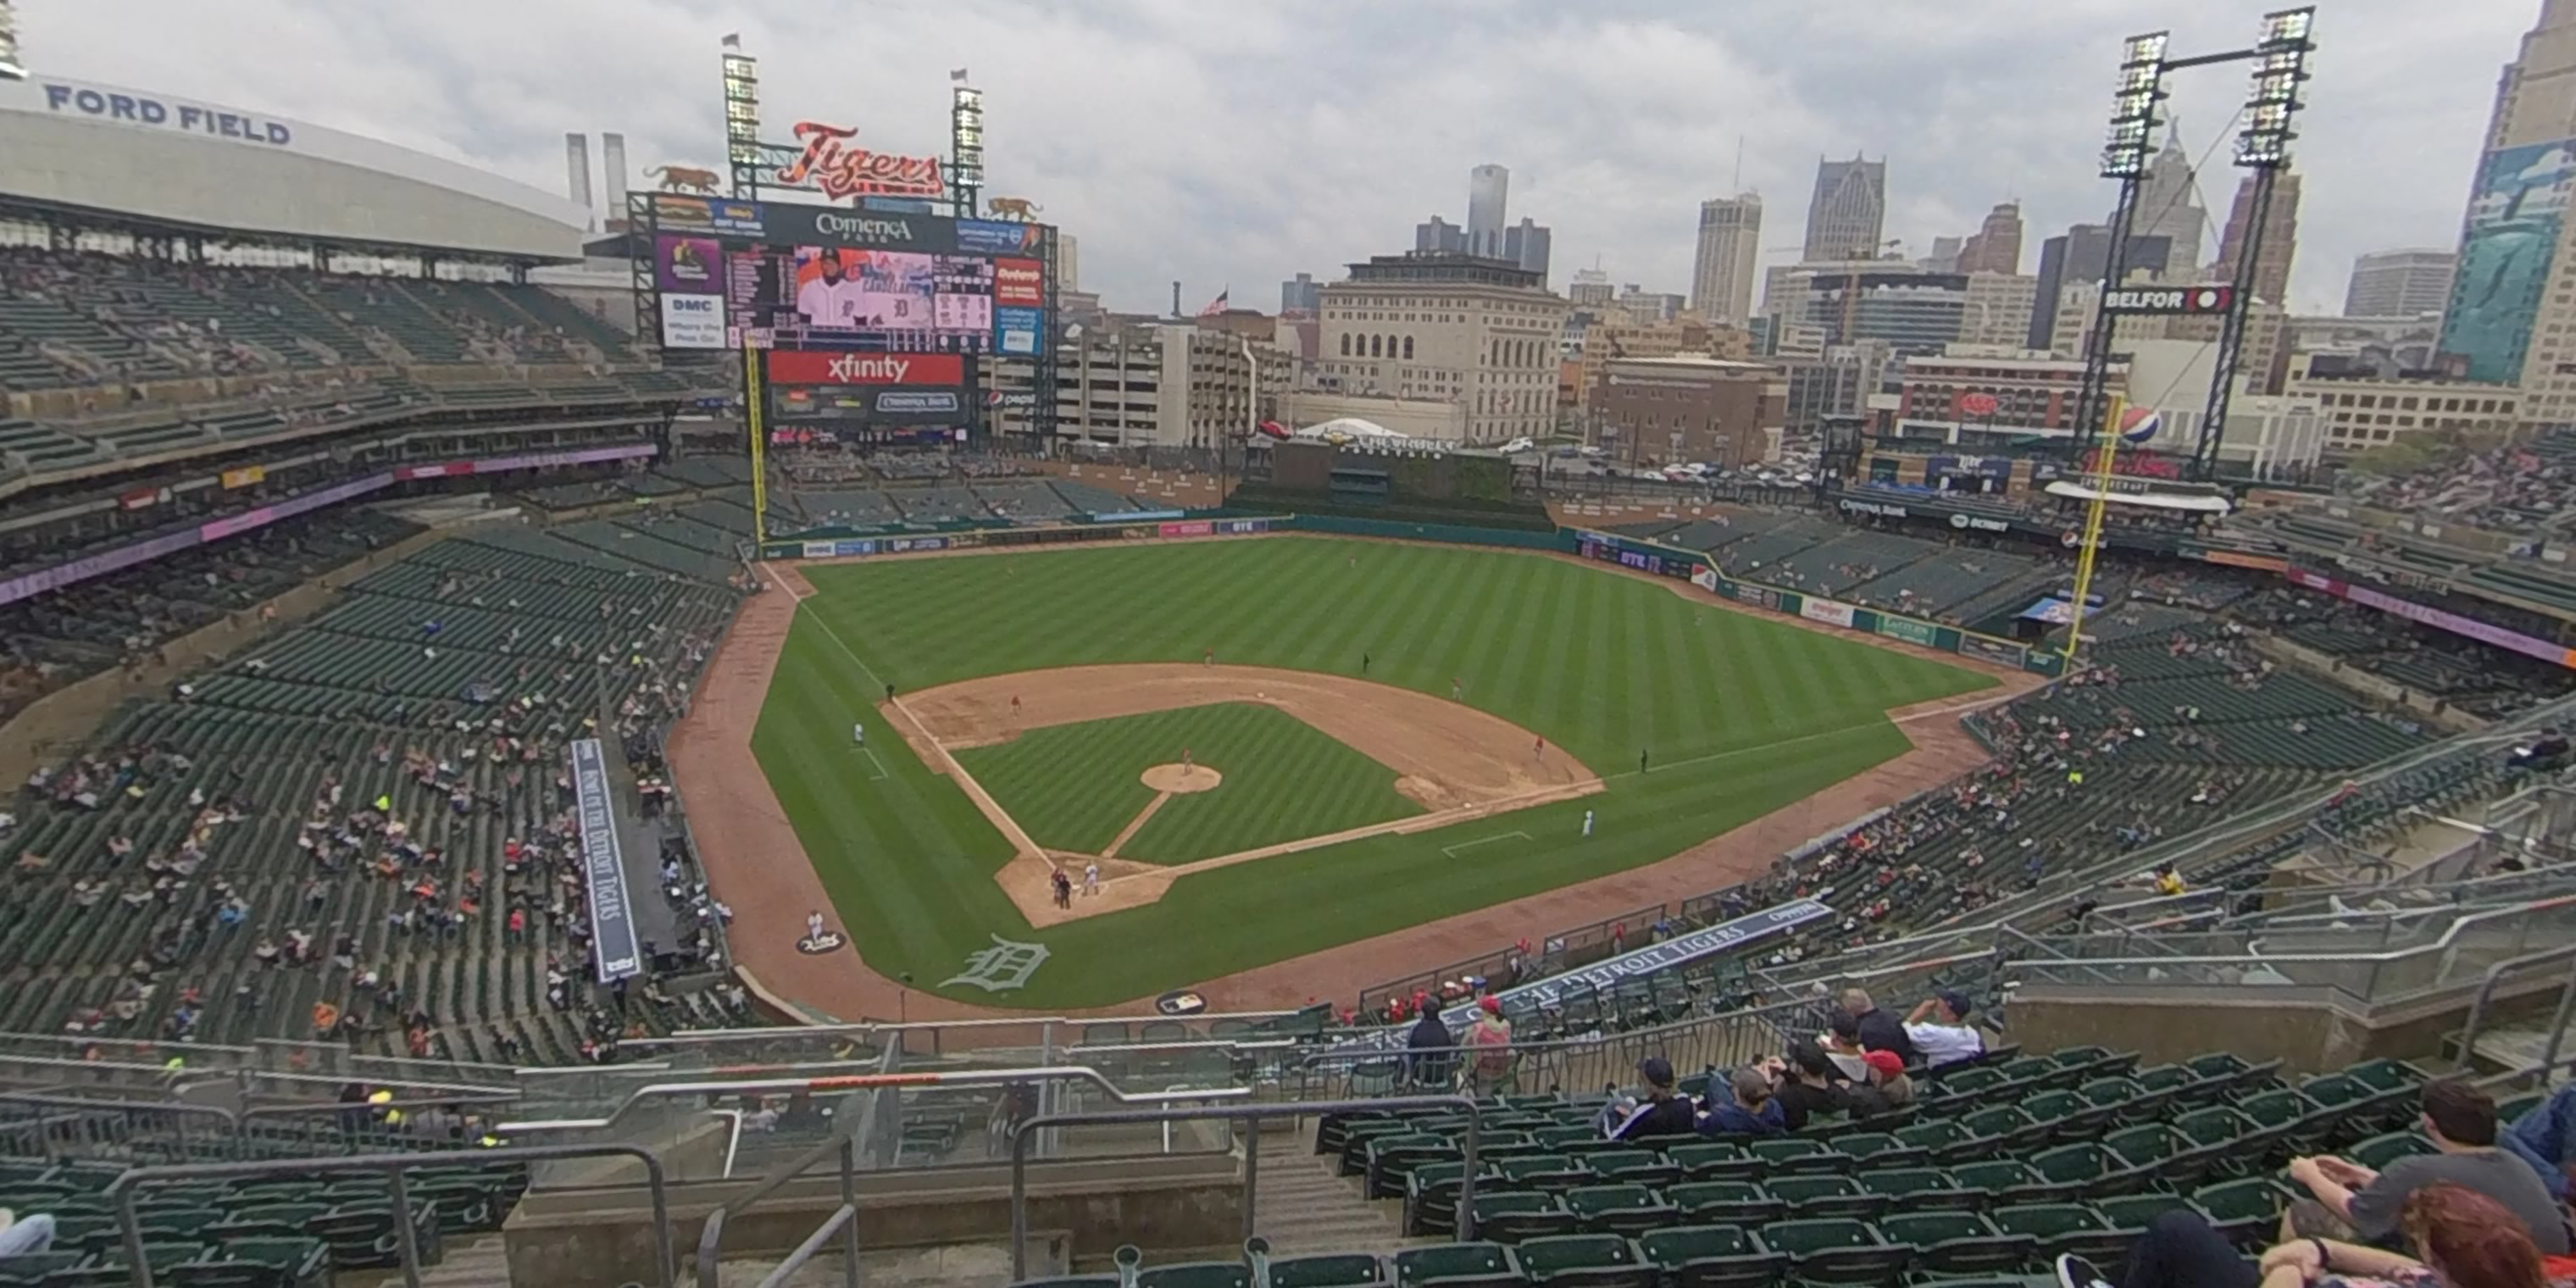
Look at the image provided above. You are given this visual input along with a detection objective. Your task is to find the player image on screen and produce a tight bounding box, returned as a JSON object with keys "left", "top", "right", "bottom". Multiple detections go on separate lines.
{"left": 777, "top": 247, "right": 996, "bottom": 351}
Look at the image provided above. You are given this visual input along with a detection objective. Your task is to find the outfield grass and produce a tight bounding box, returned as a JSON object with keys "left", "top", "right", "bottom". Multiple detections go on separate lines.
{"left": 956, "top": 702, "right": 1423, "bottom": 864}
{"left": 750, "top": 536, "right": 1994, "bottom": 1008}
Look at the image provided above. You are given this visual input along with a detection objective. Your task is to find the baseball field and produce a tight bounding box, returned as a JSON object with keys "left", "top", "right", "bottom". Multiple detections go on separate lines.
{"left": 744, "top": 536, "right": 1996, "bottom": 1008}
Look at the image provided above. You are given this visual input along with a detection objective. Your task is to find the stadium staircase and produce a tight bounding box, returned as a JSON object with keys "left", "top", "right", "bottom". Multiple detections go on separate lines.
{"left": 1250, "top": 1120, "right": 1435, "bottom": 1257}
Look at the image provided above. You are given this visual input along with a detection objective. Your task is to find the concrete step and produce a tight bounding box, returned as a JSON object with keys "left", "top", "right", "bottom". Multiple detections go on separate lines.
{"left": 1250, "top": 1124, "right": 1423, "bottom": 1257}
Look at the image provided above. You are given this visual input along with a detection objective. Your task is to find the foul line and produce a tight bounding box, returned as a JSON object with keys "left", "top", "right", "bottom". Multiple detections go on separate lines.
{"left": 858, "top": 747, "right": 891, "bottom": 781}
{"left": 1442, "top": 830, "right": 1530, "bottom": 858}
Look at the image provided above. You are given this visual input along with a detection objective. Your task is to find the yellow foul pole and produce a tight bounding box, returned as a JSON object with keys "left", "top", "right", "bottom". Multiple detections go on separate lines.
{"left": 2058, "top": 393, "right": 2124, "bottom": 666}
{"left": 743, "top": 339, "right": 768, "bottom": 548}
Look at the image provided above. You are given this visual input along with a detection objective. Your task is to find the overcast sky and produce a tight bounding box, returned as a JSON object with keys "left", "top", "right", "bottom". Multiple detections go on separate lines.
{"left": 20, "top": 0, "right": 2539, "bottom": 317}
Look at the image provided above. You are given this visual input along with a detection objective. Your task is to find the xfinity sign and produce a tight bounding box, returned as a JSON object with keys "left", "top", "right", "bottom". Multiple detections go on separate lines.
{"left": 2101, "top": 284, "right": 2235, "bottom": 316}
{"left": 813, "top": 214, "right": 915, "bottom": 243}
{"left": 766, "top": 350, "right": 965, "bottom": 386}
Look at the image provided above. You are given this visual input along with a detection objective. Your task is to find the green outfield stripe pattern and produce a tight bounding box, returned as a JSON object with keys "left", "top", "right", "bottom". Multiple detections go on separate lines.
{"left": 957, "top": 703, "right": 1422, "bottom": 865}
{"left": 752, "top": 536, "right": 1995, "bottom": 1008}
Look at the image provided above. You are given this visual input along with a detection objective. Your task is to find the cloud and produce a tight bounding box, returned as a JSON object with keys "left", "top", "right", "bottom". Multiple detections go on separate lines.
{"left": 18, "top": 0, "right": 2533, "bottom": 316}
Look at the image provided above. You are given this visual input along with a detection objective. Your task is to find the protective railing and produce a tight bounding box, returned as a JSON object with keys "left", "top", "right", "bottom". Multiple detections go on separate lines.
{"left": 104, "top": 1141, "right": 676, "bottom": 1288}
{"left": 2456, "top": 945, "right": 2576, "bottom": 1075}
{"left": 0, "top": 1087, "right": 522, "bottom": 1164}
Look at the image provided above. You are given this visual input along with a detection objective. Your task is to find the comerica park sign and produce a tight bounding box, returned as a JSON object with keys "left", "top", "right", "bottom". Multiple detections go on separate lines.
{"left": 2102, "top": 284, "right": 2236, "bottom": 316}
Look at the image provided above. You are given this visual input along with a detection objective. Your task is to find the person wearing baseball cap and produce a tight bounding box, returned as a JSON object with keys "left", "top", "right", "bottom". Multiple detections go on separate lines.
{"left": 1902, "top": 989, "right": 1988, "bottom": 1069}
{"left": 1862, "top": 1048, "right": 1916, "bottom": 1108}
{"left": 1463, "top": 996, "right": 1516, "bottom": 1096}
{"left": 1607, "top": 1055, "right": 1700, "bottom": 1141}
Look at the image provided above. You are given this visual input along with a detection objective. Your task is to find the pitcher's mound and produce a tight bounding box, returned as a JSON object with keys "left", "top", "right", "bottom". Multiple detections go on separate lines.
{"left": 1141, "top": 763, "right": 1224, "bottom": 794}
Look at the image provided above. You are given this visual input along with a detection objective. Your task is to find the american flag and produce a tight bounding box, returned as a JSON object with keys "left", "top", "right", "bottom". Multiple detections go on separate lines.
{"left": 1196, "top": 287, "right": 1230, "bottom": 317}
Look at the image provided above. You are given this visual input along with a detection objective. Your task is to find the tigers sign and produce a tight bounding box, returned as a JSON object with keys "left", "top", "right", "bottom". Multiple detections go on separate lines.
{"left": 775, "top": 121, "right": 946, "bottom": 203}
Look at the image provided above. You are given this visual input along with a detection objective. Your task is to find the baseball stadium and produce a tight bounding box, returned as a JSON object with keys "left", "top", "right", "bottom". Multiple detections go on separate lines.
{"left": 5, "top": 15, "right": 2576, "bottom": 1288}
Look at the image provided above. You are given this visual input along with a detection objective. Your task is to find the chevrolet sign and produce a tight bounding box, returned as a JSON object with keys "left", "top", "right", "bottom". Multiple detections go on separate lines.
{"left": 2101, "top": 284, "right": 2235, "bottom": 315}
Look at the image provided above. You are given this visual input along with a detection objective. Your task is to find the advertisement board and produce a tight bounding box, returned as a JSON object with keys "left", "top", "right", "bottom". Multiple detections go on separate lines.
{"left": 2440, "top": 139, "right": 2576, "bottom": 384}
{"left": 659, "top": 293, "right": 727, "bottom": 349}
{"left": 994, "top": 258, "right": 1045, "bottom": 307}
{"left": 569, "top": 738, "right": 643, "bottom": 983}
{"left": 654, "top": 235, "right": 724, "bottom": 292}
{"left": 2290, "top": 567, "right": 2576, "bottom": 668}
{"left": 955, "top": 219, "right": 1046, "bottom": 256}
{"left": 1875, "top": 615, "right": 1940, "bottom": 648}
{"left": 767, "top": 351, "right": 964, "bottom": 386}
{"left": 2101, "top": 284, "right": 2236, "bottom": 315}
{"left": 994, "top": 305, "right": 1044, "bottom": 357}
{"left": 1159, "top": 520, "right": 1216, "bottom": 538}
{"left": 1800, "top": 598, "right": 1857, "bottom": 628}
{"left": 1957, "top": 636, "right": 2029, "bottom": 669}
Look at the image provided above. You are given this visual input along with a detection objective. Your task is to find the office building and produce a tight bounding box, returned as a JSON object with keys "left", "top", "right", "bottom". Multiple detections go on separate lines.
{"left": 2211, "top": 170, "right": 2301, "bottom": 305}
{"left": 1956, "top": 202, "right": 2024, "bottom": 275}
{"left": 2285, "top": 353, "right": 2522, "bottom": 457}
{"left": 1313, "top": 251, "right": 1569, "bottom": 445}
{"left": 1280, "top": 272, "right": 1322, "bottom": 315}
{"left": 2133, "top": 125, "right": 2208, "bottom": 271}
{"left": 1803, "top": 153, "right": 1888, "bottom": 262}
{"left": 1896, "top": 348, "right": 2110, "bottom": 443}
{"left": 1467, "top": 164, "right": 1510, "bottom": 258}
{"left": 1690, "top": 193, "right": 1763, "bottom": 325}
{"left": 1567, "top": 268, "right": 1616, "bottom": 310}
{"left": 1503, "top": 216, "right": 1553, "bottom": 280}
{"left": 2442, "top": 1, "right": 2576, "bottom": 404}
{"left": 1052, "top": 321, "right": 1274, "bottom": 449}
{"left": 1961, "top": 273, "right": 2040, "bottom": 347}
{"left": 1791, "top": 264, "right": 1967, "bottom": 355}
{"left": 1592, "top": 355, "right": 1786, "bottom": 468}
{"left": 1617, "top": 286, "right": 1689, "bottom": 326}
{"left": 1920, "top": 236, "right": 1964, "bottom": 274}
{"left": 1414, "top": 216, "right": 1466, "bottom": 255}
{"left": 1574, "top": 316, "right": 1753, "bottom": 412}
{"left": 2029, "top": 224, "right": 2176, "bottom": 350}
{"left": 2343, "top": 250, "right": 2456, "bottom": 319}
{"left": 1057, "top": 234, "right": 1080, "bottom": 292}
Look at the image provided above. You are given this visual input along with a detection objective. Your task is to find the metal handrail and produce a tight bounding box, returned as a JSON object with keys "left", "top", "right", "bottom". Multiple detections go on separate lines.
{"left": 615, "top": 1008, "right": 1304, "bottom": 1055}
{"left": 2008, "top": 894, "right": 2576, "bottom": 974}
{"left": 497, "top": 1063, "right": 1249, "bottom": 1135}
{"left": 1007, "top": 1095, "right": 1484, "bottom": 1281}
{"left": 2455, "top": 944, "right": 2576, "bottom": 1069}
{"left": 106, "top": 1141, "right": 677, "bottom": 1288}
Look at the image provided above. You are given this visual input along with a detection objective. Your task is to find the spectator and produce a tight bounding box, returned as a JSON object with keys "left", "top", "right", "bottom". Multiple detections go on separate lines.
{"left": 1861, "top": 1048, "right": 1914, "bottom": 1109}
{"left": 1700, "top": 1068, "right": 1787, "bottom": 1137}
{"left": 1901, "top": 990, "right": 1988, "bottom": 1069}
{"left": 1606, "top": 1057, "right": 1700, "bottom": 1141}
{"left": 1771, "top": 1041, "right": 1851, "bottom": 1132}
{"left": 1404, "top": 998, "right": 1454, "bottom": 1088}
{"left": 2501, "top": 1082, "right": 2576, "bottom": 1201}
{"left": 1819, "top": 1012, "right": 1873, "bottom": 1081}
{"left": 1463, "top": 996, "right": 1516, "bottom": 1096}
{"left": 2285, "top": 1080, "right": 2571, "bottom": 1255}
{"left": 0, "top": 1208, "right": 56, "bottom": 1258}
{"left": 1840, "top": 987, "right": 1918, "bottom": 1065}
{"left": 2074, "top": 1181, "right": 2547, "bottom": 1288}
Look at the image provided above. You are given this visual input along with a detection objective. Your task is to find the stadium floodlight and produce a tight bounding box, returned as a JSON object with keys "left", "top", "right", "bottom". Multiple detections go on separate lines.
{"left": 722, "top": 50, "right": 761, "bottom": 171}
{"left": 950, "top": 84, "right": 985, "bottom": 215}
{"left": 2101, "top": 30, "right": 2168, "bottom": 178}
{"left": 2235, "top": 8, "right": 2312, "bottom": 168}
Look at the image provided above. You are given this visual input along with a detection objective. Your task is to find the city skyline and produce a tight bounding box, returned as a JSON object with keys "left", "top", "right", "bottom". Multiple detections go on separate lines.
{"left": 16, "top": 0, "right": 2533, "bottom": 319}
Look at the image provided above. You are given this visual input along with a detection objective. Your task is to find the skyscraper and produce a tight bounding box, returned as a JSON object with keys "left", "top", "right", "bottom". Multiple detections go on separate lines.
{"left": 2211, "top": 171, "right": 2301, "bottom": 306}
{"left": 1957, "top": 202, "right": 2025, "bottom": 275}
{"left": 1467, "top": 164, "right": 1510, "bottom": 259}
{"left": 2029, "top": 225, "right": 2175, "bottom": 351}
{"left": 1502, "top": 217, "right": 1552, "bottom": 280}
{"left": 1414, "top": 216, "right": 1466, "bottom": 254}
{"left": 2343, "top": 250, "right": 2456, "bottom": 318}
{"left": 2131, "top": 125, "right": 2207, "bottom": 273}
{"left": 1280, "top": 272, "right": 1321, "bottom": 315}
{"left": 1803, "top": 154, "right": 1887, "bottom": 263}
{"left": 2442, "top": 0, "right": 2576, "bottom": 405}
{"left": 1690, "top": 194, "right": 1763, "bottom": 325}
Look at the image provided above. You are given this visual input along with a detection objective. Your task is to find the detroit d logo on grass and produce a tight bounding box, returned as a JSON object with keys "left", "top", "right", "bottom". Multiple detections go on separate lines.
{"left": 942, "top": 935, "right": 1050, "bottom": 992}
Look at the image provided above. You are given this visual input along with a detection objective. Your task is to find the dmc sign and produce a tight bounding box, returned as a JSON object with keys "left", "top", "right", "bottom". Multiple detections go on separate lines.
{"left": 43, "top": 84, "right": 292, "bottom": 146}
{"left": 813, "top": 213, "right": 917, "bottom": 243}
{"left": 2101, "top": 284, "right": 2235, "bottom": 315}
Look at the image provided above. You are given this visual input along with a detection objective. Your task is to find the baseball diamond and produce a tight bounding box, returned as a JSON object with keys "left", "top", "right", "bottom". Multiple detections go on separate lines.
{"left": 691, "top": 534, "right": 2003, "bottom": 1011}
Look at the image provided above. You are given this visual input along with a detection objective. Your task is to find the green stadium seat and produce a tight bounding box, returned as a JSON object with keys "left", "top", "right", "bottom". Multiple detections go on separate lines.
{"left": 1666, "top": 1142, "right": 1763, "bottom": 1181}
{"left": 1856, "top": 1168, "right": 1976, "bottom": 1212}
{"left": 1468, "top": 1191, "right": 1579, "bottom": 1243}
{"left": 1747, "top": 1138, "right": 1847, "bottom": 1175}
{"left": 1563, "top": 1185, "right": 1679, "bottom": 1238}
{"left": 1759, "top": 1218, "right": 1906, "bottom": 1288}
{"left": 2100, "top": 1124, "right": 2201, "bottom": 1190}
{"left": 1586, "top": 1151, "right": 1681, "bottom": 1189}
{"left": 2169, "top": 1107, "right": 2262, "bottom": 1180}
{"left": 1875, "top": 1211, "right": 2039, "bottom": 1279}
{"left": 1496, "top": 1153, "right": 1594, "bottom": 1193}
{"left": 1832, "top": 1132, "right": 1929, "bottom": 1171}
{"left": 2348, "top": 1130, "right": 2434, "bottom": 1171}
{"left": 1666, "top": 1181, "right": 1784, "bottom": 1227}
{"left": 1636, "top": 1224, "right": 1782, "bottom": 1288}
{"left": 1763, "top": 1174, "right": 1890, "bottom": 1221}
{"left": 2191, "top": 1178, "right": 2294, "bottom": 1248}
{"left": 1392, "top": 1241, "right": 1520, "bottom": 1288}
{"left": 1985, "top": 1204, "right": 2127, "bottom": 1267}
{"left": 1264, "top": 1252, "right": 1388, "bottom": 1287}
{"left": 1513, "top": 1233, "right": 1657, "bottom": 1288}
{"left": 2091, "top": 1192, "right": 2203, "bottom": 1243}
{"left": 2187, "top": 1052, "right": 2283, "bottom": 1094}
{"left": 1958, "top": 1105, "right": 2050, "bottom": 1155}
{"left": 1893, "top": 1119, "right": 1981, "bottom": 1167}
{"left": 1947, "top": 1160, "right": 2043, "bottom": 1209}
{"left": 2024, "top": 1143, "right": 2143, "bottom": 1201}
{"left": 2051, "top": 1046, "right": 2141, "bottom": 1081}
{"left": 1405, "top": 1162, "right": 1472, "bottom": 1236}
{"left": 1136, "top": 1262, "right": 1252, "bottom": 1288}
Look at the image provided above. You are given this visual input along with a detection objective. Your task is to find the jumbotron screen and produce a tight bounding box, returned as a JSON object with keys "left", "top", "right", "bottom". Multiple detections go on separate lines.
{"left": 644, "top": 194, "right": 1050, "bottom": 359}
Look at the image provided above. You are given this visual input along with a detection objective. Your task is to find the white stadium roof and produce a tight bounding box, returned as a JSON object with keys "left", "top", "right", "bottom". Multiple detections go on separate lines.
{"left": 1294, "top": 418, "right": 1403, "bottom": 440}
{"left": 0, "top": 76, "right": 590, "bottom": 260}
